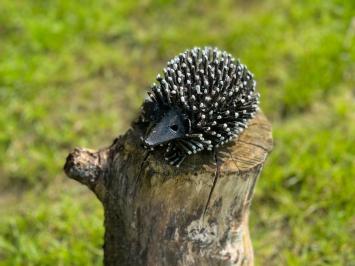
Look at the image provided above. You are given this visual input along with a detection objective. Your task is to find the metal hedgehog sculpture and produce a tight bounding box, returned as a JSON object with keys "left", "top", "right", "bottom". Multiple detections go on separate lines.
{"left": 137, "top": 47, "right": 259, "bottom": 167}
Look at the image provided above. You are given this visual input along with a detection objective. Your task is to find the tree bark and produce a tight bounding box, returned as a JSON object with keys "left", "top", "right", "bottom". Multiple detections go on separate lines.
{"left": 64, "top": 111, "right": 272, "bottom": 266}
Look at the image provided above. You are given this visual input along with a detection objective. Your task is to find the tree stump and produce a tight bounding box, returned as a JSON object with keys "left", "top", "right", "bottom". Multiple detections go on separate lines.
{"left": 64, "top": 111, "right": 272, "bottom": 266}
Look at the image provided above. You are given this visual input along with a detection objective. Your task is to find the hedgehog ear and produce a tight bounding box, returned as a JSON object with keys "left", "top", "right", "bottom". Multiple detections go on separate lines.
{"left": 141, "top": 99, "right": 160, "bottom": 122}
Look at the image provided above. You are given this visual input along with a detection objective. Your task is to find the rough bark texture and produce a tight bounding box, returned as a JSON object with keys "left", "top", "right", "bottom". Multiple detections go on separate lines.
{"left": 64, "top": 112, "right": 272, "bottom": 266}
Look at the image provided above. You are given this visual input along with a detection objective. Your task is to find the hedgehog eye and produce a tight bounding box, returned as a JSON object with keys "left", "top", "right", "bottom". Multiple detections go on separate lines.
{"left": 169, "top": 124, "right": 179, "bottom": 132}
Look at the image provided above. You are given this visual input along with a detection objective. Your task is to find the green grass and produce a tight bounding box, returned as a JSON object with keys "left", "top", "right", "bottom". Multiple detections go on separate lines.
{"left": 0, "top": 0, "right": 354, "bottom": 265}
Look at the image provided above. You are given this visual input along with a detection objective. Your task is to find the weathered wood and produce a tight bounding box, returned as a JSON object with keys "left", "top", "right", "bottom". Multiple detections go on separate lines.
{"left": 64, "top": 112, "right": 272, "bottom": 266}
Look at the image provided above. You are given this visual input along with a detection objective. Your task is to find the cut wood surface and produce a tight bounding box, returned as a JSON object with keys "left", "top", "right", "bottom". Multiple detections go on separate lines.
{"left": 64, "top": 111, "right": 273, "bottom": 266}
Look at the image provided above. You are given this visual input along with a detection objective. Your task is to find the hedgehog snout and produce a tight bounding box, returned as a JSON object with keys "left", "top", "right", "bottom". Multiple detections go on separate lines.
{"left": 143, "top": 109, "right": 188, "bottom": 147}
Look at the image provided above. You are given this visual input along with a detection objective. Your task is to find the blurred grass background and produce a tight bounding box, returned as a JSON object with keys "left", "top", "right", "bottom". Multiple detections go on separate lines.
{"left": 0, "top": 0, "right": 354, "bottom": 265}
